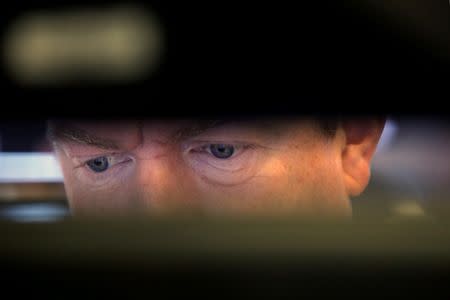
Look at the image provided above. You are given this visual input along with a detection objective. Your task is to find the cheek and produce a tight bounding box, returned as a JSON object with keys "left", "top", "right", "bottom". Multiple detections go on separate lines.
{"left": 285, "top": 149, "right": 350, "bottom": 214}
{"left": 290, "top": 152, "right": 330, "bottom": 188}
{"left": 68, "top": 181, "right": 142, "bottom": 214}
{"left": 58, "top": 164, "right": 140, "bottom": 214}
{"left": 244, "top": 148, "right": 347, "bottom": 212}
{"left": 187, "top": 156, "right": 301, "bottom": 213}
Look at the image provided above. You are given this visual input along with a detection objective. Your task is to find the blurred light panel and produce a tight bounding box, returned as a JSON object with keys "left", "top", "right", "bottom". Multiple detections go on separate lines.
{"left": 0, "top": 202, "right": 69, "bottom": 222}
{"left": 0, "top": 153, "right": 63, "bottom": 183}
{"left": 373, "top": 119, "right": 398, "bottom": 155}
{"left": 3, "top": 4, "right": 164, "bottom": 84}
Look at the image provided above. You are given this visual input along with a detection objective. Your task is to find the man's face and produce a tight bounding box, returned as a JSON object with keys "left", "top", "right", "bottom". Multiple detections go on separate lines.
{"left": 52, "top": 119, "right": 354, "bottom": 217}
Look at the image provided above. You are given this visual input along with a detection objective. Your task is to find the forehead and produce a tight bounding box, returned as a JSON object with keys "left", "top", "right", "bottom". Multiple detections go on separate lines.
{"left": 64, "top": 120, "right": 142, "bottom": 137}
{"left": 48, "top": 118, "right": 320, "bottom": 143}
{"left": 50, "top": 120, "right": 215, "bottom": 141}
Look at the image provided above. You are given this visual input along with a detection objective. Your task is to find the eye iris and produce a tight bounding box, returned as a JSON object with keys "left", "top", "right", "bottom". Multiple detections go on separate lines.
{"left": 210, "top": 144, "right": 234, "bottom": 159}
{"left": 86, "top": 157, "right": 109, "bottom": 172}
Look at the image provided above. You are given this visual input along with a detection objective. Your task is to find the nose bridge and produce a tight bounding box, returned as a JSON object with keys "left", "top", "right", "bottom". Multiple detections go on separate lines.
{"left": 131, "top": 139, "right": 190, "bottom": 210}
{"left": 132, "top": 140, "right": 169, "bottom": 160}
{"left": 130, "top": 121, "right": 202, "bottom": 211}
{"left": 133, "top": 155, "right": 200, "bottom": 212}
{"left": 132, "top": 121, "right": 177, "bottom": 159}
{"left": 133, "top": 154, "right": 176, "bottom": 210}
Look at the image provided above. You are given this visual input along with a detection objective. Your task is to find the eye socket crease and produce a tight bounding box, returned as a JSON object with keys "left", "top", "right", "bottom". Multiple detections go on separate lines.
{"left": 197, "top": 170, "right": 268, "bottom": 187}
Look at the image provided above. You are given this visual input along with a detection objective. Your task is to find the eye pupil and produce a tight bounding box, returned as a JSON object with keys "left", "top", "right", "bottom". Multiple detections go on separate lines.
{"left": 210, "top": 144, "right": 234, "bottom": 159}
{"left": 86, "top": 157, "right": 109, "bottom": 172}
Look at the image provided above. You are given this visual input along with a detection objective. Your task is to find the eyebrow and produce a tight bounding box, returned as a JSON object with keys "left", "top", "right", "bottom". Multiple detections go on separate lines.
{"left": 47, "top": 120, "right": 228, "bottom": 150}
{"left": 47, "top": 119, "right": 279, "bottom": 150}
{"left": 171, "top": 120, "right": 230, "bottom": 141}
{"left": 47, "top": 123, "right": 122, "bottom": 150}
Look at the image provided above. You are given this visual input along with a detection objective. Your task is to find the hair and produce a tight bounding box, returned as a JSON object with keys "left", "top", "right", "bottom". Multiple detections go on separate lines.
{"left": 315, "top": 116, "right": 340, "bottom": 138}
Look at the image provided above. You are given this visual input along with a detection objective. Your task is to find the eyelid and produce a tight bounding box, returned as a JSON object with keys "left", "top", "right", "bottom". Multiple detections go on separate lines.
{"left": 184, "top": 141, "right": 262, "bottom": 187}
{"left": 203, "top": 143, "right": 252, "bottom": 156}
{"left": 188, "top": 142, "right": 256, "bottom": 170}
{"left": 73, "top": 152, "right": 131, "bottom": 169}
{"left": 185, "top": 140, "right": 255, "bottom": 150}
{"left": 187, "top": 142, "right": 253, "bottom": 159}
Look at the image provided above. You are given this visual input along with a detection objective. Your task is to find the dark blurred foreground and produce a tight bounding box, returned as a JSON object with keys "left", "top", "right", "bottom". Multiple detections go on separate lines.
{"left": 2, "top": 216, "right": 450, "bottom": 297}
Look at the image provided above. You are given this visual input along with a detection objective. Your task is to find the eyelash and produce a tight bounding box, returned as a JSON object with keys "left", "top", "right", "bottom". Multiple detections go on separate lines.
{"left": 76, "top": 153, "right": 133, "bottom": 180}
{"left": 190, "top": 143, "right": 257, "bottom": 164}
{"left": 68, "top": 153, "right": 134, "bottom": 188}
{"left": 191, "top": 143, "right": 254, "bottom": 157}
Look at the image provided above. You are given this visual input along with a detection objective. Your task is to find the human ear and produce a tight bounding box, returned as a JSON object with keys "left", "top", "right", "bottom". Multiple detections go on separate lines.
{"left": 340, "top": 117, "right": 385, "bottom": 196}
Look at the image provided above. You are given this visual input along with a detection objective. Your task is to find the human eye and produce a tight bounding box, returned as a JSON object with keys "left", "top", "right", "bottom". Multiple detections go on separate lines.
{"left": 205, "top": 144, "right": 236, "bottom": 159}
{"left": 192, "top": 143, "right": 251, "bottom": 162}
{"left": 84, "top": 155, "right": 132, "bottom": 173}
{"left": 184, "top": 141, "right": 262, "bottom": 186}
{"left": 73, "top": 153, "right": 134, "bottom": 186}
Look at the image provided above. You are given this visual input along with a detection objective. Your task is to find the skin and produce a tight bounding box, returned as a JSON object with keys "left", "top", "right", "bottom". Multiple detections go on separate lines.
{"left": 51, "top": 118, "right": 384, "bottom": 218}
